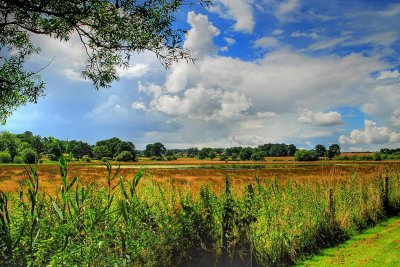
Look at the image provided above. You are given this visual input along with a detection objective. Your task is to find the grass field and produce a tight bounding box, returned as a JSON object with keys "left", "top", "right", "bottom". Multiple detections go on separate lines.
{"left": 298, "top": 216, "right": 400, "bottom": 266}
{"left": 1, "top": 157, "right": 398, "bottom": 194}
{"left": 1, "top": 157, "right": 399, "bottom": 266}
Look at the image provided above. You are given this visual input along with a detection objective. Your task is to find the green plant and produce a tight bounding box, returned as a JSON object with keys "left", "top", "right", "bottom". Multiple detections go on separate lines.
{"left": 23, "top": 148, "right": 38, "bottom": 164}
{"left": 0, "top": 151, "right": 12, "bottom": 163}
{"left": 294, "top": 150, "right": 319, "bottom": 161}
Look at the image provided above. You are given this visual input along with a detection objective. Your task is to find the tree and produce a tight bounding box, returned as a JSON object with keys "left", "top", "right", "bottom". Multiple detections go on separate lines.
{"left": 286, "top": 144, "right": 297, "bottom": 156}
{"left": 269, "top": 144, "right": 287, "bottom": 156}
{"left": 93, "top": 145, "right": 112, "bottom": 159}
{"left": 187, "top": 147, "right": 199, "bottom": 158}
{"left": 0, "top": 0, "right": 210, "bottom": 124}
{"left": 70, "top": 140, "right": 93, "bottom": 159}
{"left": 0, "top": 131, "right": 18, "bottom": 161}
{"left": 239, "top": 147, "right": 253, "bottom": 161}
{"left": 294, "top": 150, "right": 319, "bottom": 161}
{"left": 315, "top": 144, "right": 326, "bottom": 157}
{"left": 326, "top": 144, "right": 341, "bottom": 159}
{"left": 115, "top": 151, "right": 133, "bottom": 162}
{"left": 144, "top": 142, "right": 166, "bottom": 158}
{"left": 251, "top": 150, "right": 265, "bottom": 161}
{"left": 22, "top": 148, "right": 38, "bottom": 164}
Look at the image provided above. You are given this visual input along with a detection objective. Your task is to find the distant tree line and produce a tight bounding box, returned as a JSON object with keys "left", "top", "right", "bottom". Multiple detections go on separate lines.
{"left": 7, "top": 130, "right": 396, "bottom": 163}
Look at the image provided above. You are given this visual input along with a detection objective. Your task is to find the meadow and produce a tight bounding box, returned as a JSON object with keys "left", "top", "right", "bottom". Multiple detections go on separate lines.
{"left": 1, "top": 156, "right": 400, "bottom": 266}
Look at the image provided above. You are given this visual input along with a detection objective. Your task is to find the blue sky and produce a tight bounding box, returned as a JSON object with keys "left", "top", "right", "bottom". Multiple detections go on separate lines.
{"left": 2, "top": 0, "right": 400, "bottom": 151}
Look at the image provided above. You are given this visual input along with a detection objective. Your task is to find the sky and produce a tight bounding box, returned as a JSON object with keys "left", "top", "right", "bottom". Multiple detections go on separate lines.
{"left": 2, "top": 0, "right": 400, "bottom": 151}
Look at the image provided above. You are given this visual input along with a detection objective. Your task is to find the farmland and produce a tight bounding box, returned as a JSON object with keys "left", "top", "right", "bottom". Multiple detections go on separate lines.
{"left": 0, "top": 157, "right": 398, "bottom": 194}
{"left": 1, "top": 156, "right": 400, "bottom": 266}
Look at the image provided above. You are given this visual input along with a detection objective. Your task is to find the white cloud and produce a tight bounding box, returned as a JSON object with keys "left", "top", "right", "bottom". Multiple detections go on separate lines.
{"left": 212, "top": 0, "right": 255, "bottom": 33}
{"left": 272, "top": 29, "right": 284, "bottom": 35}
{"left": 116, "top": 64, "right": 149, "bottom": 78}
{"left": 339, "top": 120, "right": 400, "bottom": 144}
{"left": 390, "top": 109, "right": 400, "bottom": 127}
{"left": 254, "top": 37, "right": 279, "bottom": 48}
{"left": 63, "top": 68, "right": 88, "bottom": 82}
{"left": 298, "top": 109, "right": 343, "bottom": 126}
{"left": 184, "top": 11, "right": 220, "bottom": 59}
{"left": 224, "top": 37, "right": 236, "bottom": 46}
{"left": 291, "top": 31, "right": 320, "bottom": 39}
{"left": 133, "top": 12, "right": 391, "bottom": 147}
{"left": 132, "top": 101, "right": 147, "bottom": 111}
{"left": 377, "top": 70, "right": 400, "bottom": 80}
{"left": 308, "top": 36, "right": 348, "bottom": 50}
{"left": 277, "top": 0, "right": 300, "bottom": 16}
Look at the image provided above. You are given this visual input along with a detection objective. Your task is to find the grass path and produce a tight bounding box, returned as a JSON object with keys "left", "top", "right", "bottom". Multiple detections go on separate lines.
{"left": 298, "top": 216, "right": 400, "bottom": 266}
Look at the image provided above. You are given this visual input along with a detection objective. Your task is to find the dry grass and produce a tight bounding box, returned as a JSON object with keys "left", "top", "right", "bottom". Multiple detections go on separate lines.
{"left": 1, "top": 159, "right": 398, "bottom": 195}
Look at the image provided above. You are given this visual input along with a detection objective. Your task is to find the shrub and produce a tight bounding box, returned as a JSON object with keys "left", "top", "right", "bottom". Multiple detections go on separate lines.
{"left": 23, "top": 148, "right": 38, "bottom": 164}
{"left": 251, "top": 151, "right": 265, "bottom": 161}
{"left": 372, "top": 152, "right": 382, "bottom": 161}
{"left": 115, "top": 151, "right": 133, "bottom": 162}
{"left": 101, "top": 157, "right": 111, "bottom": 162}
{"left": 294, "top": 149, "right": 319, "bottom": 161}
{"left": 82, "top": 155, "right": 91, "bottom": 163}
{"left": 0, "top": 151, "right": 12, "bottom": 163}
{"left": 13, "top": 156, "right": 24, "bottom": 164}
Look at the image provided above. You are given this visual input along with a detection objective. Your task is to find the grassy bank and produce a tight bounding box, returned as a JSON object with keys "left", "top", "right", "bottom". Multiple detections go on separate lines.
{"left": 298, "top": 215, "right": 400, "bottom": 266}
{"left": 1, "top": 155, "right": 400, "bottom": 266}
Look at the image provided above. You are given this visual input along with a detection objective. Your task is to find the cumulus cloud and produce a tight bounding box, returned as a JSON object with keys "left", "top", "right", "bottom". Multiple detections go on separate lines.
{"left": 131, "top": 101, "right": 147, "bottom": 111}
{"left": 297, "top": 109, "right": 343, "bottom": 126}
{"left": 254, "top": 37, "right": 279, "bottom": 48}
{"left": 211, "top": 0, "right": 255, "bottom": 33}
{"left": 134, "top": 12, "right": 389, "bottom": 147}
{"left": 184, "top": 11, "right": 220, "bottom": 59}
{"left": 272, "top": 29, "right": 284, "bottom": 35}
{"left": 339, "top": 120, "right": 400, "bottom": 144}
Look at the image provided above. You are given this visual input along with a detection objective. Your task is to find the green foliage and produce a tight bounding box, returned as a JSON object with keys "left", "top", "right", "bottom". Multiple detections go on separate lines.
{"left": 294, "top": 149, "right": 319, "bottom": 161}
{"left": 0, "top": 151, "right": 12, "bottom": 163}
{"left": 0, "top": 0, "right": 211, "bottom": 124}
{"left": 22, "top": 148, "right": 38, "bottom": 164}
{"left": 327, "top": 144, "right": 341, "bottom": 159}
{"left": 115, "top": 151, "right": 133, "bottom": 162}
{"left": 144, "top": 142, "right": 166, "bottom": 158}
{"left": 239, "top": 147, "right": 253, "bottom": 160}
{"left": 81, "top": 155, "right": 91, "bottom": 163}
{"left": 251, "top": 150, "right": 265, "bottom": 161}
{"left": 13, "top": 156, "right": 24, "bottom": 164}
{"left": 315, "top": 144, "right": 326, "bottom": 157}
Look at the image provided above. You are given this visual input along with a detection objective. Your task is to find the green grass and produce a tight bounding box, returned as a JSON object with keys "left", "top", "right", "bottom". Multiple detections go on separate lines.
{"left": 298, "top": 216, "right": 400, "bottom": 266}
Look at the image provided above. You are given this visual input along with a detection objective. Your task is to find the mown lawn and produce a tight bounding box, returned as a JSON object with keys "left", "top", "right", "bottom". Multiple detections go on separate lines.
{"left": 298, "top": 216, "right": 400, "bottom": 266}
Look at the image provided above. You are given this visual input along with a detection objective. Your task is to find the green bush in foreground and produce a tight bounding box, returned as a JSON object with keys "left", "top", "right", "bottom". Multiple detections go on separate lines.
{"left": 0, "top": 149, "right": 399, "bottom": 266}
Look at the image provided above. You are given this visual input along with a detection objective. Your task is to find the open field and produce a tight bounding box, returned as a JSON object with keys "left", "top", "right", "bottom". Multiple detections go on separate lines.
{"left": 1, "top": 155, "right": 400, "bottom": 266}
{"left": 1, "top": 158, "right": 399, "bottom": 194}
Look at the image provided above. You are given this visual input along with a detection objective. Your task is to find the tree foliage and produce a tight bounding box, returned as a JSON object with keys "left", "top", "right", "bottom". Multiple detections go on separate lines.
{"left": 327, "top": 144, "right": 341, "bottom": 159}
{"left": 294, "top": 150, "right": 319, "bottom": 161}
{"left": 0, "top": 0, "right": 210, "bottom": 123}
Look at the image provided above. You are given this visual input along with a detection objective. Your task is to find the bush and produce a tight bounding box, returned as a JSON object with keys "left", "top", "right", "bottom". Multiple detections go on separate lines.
{"left": 13, "top": 156, "right": 24, "bottom": 164}
{"left": 294, "top": 150, "right": 319, "bottom": 161}
{"left": 101, "top": 157, "right": 111, "bottom": 162}
{"left": 0, "top": 151, "right": 12, "bottom": 163}
{"left": 372, "top": 152, "right": 382, "bottom": 161}
{"left": 23, "top": 148, "right": 38, "bottom": 164}
{"left": 82, "top": 155, "right": 91, "bottom": 163}
{"left": 115, "top": 151, "right": 133, "bottom": 162}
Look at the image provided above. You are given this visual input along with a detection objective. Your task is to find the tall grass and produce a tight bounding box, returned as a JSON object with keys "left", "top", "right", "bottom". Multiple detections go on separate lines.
{"left": 1, "top": 151, "right": 399, "bottom": 266}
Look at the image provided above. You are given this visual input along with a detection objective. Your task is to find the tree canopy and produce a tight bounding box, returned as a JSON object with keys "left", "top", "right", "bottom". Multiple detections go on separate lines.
{"left": 0, "top": 0, "right": 210, "bottom": 124}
